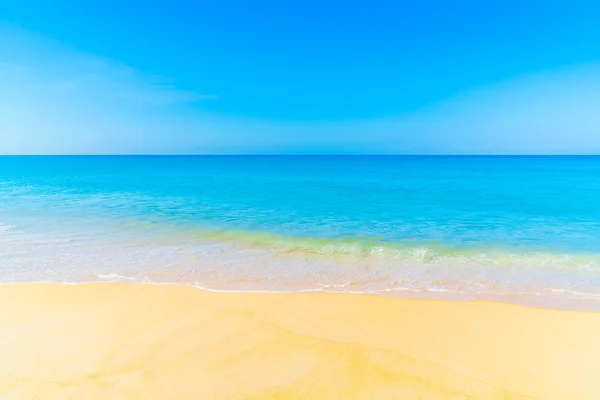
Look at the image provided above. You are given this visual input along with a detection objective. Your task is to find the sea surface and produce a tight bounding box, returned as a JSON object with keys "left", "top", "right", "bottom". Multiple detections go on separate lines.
{"left": 2, "top": 156, "right": 600, "bottom": 305}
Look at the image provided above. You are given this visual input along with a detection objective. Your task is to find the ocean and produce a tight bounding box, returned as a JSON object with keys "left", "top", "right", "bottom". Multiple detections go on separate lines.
{"left": 2, "top": 155, "right": 600, "bottom": 304}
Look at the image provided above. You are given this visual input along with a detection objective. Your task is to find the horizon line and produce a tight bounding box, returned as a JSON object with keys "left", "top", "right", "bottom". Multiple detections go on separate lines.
{"left": 2, "top": 154, "right": 600, "bottom": 157}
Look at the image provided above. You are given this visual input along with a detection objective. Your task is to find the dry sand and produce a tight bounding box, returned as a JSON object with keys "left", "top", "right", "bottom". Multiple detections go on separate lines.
{"left": 1, "top": 283, "right": 599, "bottom": 399}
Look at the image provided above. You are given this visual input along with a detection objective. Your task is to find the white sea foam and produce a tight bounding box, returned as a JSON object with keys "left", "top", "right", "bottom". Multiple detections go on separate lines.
{"left": 1, "top": 214, "right": 600, "bottom": 311}
{"left": 0, "top": 223, "right": 15, "bottom": 233}
{"left": 96, "top": 274, "right": 136, "bottom": 281}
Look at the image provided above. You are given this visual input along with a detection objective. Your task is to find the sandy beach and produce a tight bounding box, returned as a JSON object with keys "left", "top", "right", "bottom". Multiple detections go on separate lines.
{"left": 0, "top": 283, "right": 599, "bottom": 399}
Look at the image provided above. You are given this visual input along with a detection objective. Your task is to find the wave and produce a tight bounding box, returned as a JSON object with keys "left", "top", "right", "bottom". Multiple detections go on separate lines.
{"left": 171, "top": 227, "right": 600, "bottom": 273}
{"left": 3, "top": 220, "right": 600, "bottom": 306}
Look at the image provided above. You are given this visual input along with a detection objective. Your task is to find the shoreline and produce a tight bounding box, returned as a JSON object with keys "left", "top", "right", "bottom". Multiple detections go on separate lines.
{"left": 4, "top": 219, "right": 600, "bottom": 311}
{"left": 1, "top": 282, "right": 600, "bottom": 399}
{"left": 3, "top": 279, "right": 600, "bottom": 312}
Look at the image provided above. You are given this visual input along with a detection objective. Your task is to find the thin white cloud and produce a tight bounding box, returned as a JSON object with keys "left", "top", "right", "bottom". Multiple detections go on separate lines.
{"left": 1, "top": 25, "right": 599, "bottom": 155}
{"left": 0, "top": 26, "right": 215, "bottom": 106}
{"left": 362, "top": 63, "right": 600, "bottom": 154}
{"left": 0, "top": 26, "right": 222, "bottom": 154}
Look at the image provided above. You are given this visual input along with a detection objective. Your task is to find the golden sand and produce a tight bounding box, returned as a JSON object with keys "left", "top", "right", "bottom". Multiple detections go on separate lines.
{"left": 1, "top": 283, "right": 599, "bottom": 399}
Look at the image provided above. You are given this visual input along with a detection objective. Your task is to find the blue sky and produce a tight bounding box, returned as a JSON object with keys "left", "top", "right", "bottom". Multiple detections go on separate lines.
{"left": 1, "top": 0, "right": 600, "bottom": 154}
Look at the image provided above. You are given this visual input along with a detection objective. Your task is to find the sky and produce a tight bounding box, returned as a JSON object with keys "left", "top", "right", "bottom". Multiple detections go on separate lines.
{"left": 1, "top": 0, "right": 600, "bottom": 154}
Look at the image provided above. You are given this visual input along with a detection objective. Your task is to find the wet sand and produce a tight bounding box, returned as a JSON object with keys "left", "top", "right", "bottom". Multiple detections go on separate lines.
{"left": 1, "top": 283, "right": 599, "bottom": 399}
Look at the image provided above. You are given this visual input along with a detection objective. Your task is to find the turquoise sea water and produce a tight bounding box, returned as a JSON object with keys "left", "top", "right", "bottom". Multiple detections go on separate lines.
{"left": 2, "top": 156, "right": 600, "bottom": 303}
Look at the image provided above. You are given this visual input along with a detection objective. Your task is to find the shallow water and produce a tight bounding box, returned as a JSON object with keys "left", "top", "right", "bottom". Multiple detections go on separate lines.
{"left": 2, "top": 155, "right": 600, "bottom": 305}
